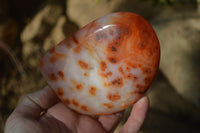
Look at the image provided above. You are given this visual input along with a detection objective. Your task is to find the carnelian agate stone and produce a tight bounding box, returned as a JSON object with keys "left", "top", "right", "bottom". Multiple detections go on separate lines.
{"left": 40, "top": 12, "right": 160, "bottom": 115}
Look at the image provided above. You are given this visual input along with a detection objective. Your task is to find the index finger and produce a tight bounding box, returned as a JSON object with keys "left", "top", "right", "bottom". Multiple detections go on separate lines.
{"left": 13, "top": 86, "right": 59, "bottom": 119}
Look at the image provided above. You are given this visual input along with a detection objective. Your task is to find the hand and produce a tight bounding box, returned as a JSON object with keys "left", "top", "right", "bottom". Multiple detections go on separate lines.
{"left": 5, "top": 86, "right": 149, "bottom": 133}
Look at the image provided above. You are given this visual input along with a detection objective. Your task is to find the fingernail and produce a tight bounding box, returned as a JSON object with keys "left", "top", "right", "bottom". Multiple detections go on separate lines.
{"left": 114, "top": 111, "right": 124, "bottom": 117}
{"left": 137, "top": 96, "right": 149, "bottom": 106}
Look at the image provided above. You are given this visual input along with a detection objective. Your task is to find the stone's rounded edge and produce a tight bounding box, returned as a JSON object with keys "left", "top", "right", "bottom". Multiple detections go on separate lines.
{"left": 70, "top": 93, "right": 144, "bottom": 116}
{"left": 98, "top": 12, "right": 160, "bottom": 94}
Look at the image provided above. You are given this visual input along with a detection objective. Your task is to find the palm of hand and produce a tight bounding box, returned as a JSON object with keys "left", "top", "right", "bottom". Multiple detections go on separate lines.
{"left": 33, "top": 103, "right": 121, "bottom": 133}
{"left": 13, "top": 104, "right": 119, "bottom": 133}
{"left": 5, "top": 86, "right": 148, "bottom": 133}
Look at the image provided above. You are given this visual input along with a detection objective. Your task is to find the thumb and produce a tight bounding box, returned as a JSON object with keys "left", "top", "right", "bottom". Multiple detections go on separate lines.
{"left": 120, "top": 96, "right": 149, "bottom": 133}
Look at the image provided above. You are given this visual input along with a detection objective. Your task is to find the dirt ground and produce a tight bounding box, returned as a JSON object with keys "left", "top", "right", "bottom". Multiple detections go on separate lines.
{"left": 1, "top": 0, "right": 200, "bottom": 133}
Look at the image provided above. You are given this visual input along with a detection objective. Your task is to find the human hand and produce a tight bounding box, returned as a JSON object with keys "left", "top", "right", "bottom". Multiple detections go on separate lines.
{"left": 5, "top": 86, "right": 149, "bottom": 133}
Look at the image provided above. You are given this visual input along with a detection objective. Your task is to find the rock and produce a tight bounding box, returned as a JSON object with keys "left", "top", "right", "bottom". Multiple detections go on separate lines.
{"left": 113, "top": 0, "right": 163, "bottom": 20}
{"left": 40, "top": 12, "right": 160, "bottom": 115}
{"left": 21, "top": 0, "right": 65, "bottom": 43}
{"left": 147, "top": 71, "right": 200, "bottom": 120}
{"left": 67, "top": 0, "right": 122, "bottom": 27}
{"left": 170, "top": 0, "right": 197, "bottom": 10}
{"left": 152, "top": 9, "right": 200, "bottom": 108}
{"left": 43, "top": 16, "right": 79, "bottom": 52}
{"left": 67, "top": 0, "right": 163, "bottom": 27}
{"left": 21, "top": 0, "right": 65, "bottom": 68}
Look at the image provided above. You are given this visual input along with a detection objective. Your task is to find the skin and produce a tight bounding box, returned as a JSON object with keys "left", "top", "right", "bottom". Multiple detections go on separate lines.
{"left": 5, "top": 86, "right": 149, "bottom": 133}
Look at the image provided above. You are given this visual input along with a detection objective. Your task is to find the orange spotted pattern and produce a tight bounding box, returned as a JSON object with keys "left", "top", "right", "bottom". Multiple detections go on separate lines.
{"left": 107, "top": 93, "right": 121, "bottom": 102}
{"left": 89, "top": 86, "right": 97, "bottom": 96}
{"left": 103, "top": 103, "right": 114, "bottom": 109}
{"left": 63, "top": 98, "right": 71, "bottom": 105}
{"left": 56, "top": 87, "right": 64, "bottom": 97}
{"left": 49, "top": 73, "right": 58, "bottom": 81}
{"left": 39, "top": 12, "right": 160, "bottom": 115}
{"left": 108, "top": 57, "right": 117, "bottom": 64}
{"left": 110, "top": 78, "right": 123, "bottom": 88}
{"left": 100, "top": 61, "right": 107, "bottom": 71}
{"left": 57, "top": 70, "right": 65, "bottom": 80}
{"left": 72, "top": 99, "right": 79, "bottom": 107}
{"left": 49, "top": 47, "right": 65, "bottom": 64}
{"left": 100, "top": 72, "right": 112, "bottom": 78}
{"left": 78, "top": 60, "right": 89, "bottom": 69}
{"left": 118, "top": 67, "right": 124, "bottom": 74}
{"left": 81, "top": 105, "right": 89, "bottom": 112}
{"left": 76, "top": 84, "right": 83, "bottom": 91}
{"left": 126, "top": 73, "right": 138, "bottom": 81}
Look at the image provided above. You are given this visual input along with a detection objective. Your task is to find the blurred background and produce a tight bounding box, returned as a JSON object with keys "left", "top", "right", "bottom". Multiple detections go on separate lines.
{"left": 0, "top": 0, "right": 200, "bottom": 132}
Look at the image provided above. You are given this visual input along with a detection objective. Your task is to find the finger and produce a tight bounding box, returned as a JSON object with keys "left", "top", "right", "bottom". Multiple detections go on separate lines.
{"left": 45, "top": 102, "right": 79, "bottom": 131}
{"left": 120, "top": 96, "right": 149, "bottom": 133}
{"left": 27, "top": 86, "right": 60, "bottom": 109}
{"left": 46, "top": 103, "right": 107, "bottom": 133}
{"left": 98, "top": 111, "right": 124, "bottom": 132}
{"left": 13, "top": 86, "right": 59, "bottom": 119}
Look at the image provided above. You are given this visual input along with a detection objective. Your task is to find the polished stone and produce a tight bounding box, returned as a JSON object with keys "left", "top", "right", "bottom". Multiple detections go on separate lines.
{"left": 40, "top": 12, "right": 160, "bottom": 115}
